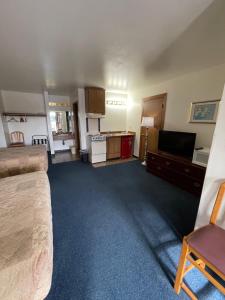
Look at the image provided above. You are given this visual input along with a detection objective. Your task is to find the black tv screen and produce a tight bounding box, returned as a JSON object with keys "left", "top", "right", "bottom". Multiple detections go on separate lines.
{"left": 158, "top": 130, "right": 196, "bottom": 158}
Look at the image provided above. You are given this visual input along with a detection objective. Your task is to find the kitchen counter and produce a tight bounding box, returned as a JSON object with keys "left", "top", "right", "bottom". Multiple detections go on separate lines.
{"left": 101, "top": 131, "right": 135, "bottom": 138}
{"left": 101, "top": 131, "right": 135, "bottom": 160}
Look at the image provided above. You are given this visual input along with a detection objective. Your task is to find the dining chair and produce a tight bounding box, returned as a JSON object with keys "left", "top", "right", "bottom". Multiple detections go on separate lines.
{"left": 174, "top": 182, "right": 225, "bottom": 299}
{"left": 9, "top": 131, "right": 25, "bottom": 147}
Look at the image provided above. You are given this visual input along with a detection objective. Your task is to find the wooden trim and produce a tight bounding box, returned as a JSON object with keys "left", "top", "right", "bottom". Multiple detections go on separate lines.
{"left": 174, "top": 239, "right": 189, "bottom": 294}
{"left": 141, "top": 93, "right": 167, "bottom": 129}
{"left": 3, "top": 112, "right": 46, "bottom": 117}
{"left": 191, "top": 99, "right": 220, "bottom": 105}
{"left": 174, "top": 182, "right": 225, "bottom": 298}
{"left": 143, "top": 93, "right": 167, "bottom": 102}
{"left": 188, "top": 245, "right": 225, "bottom": 282}
{"left": 181, "top": 283, "right": 197, "bottom": 300}
{"left": 85, "top": 86, "right": 105, "bottom": 91}
{"left": 210, "top": 182, "right": 225, "bottom": 224}
{"left": 175, "top": 240, "right": 225, "bottom": 298}
{"left": 139, "top": 93, "right": 167, "bottom": 159}
{"left": 187, "top": 254, "right": 225, "bottom": 294}
{"left": 189, "top": 99, "right": 220, "bottom": 124}
{"left": 183, "top": 259, "right": 202, "bottom": 276}
{"left": 73, "top": 102, "right": 80, "bottom": 151}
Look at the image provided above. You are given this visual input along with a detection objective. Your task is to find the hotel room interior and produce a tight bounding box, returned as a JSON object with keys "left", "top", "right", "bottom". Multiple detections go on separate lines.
{"left": 1, "top": 0, "right": 225, "bottom": 299}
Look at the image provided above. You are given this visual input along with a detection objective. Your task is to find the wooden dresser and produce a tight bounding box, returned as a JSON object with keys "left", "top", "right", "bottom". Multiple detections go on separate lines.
{"left": 147, "top": 151, "right": 206, "bottom": 196}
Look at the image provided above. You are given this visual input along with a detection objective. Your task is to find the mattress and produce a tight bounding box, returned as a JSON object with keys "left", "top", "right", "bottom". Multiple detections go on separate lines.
{"left": 0, "top": 171, "right": 53, "bottom": 300}
{"left": 0, "top": 145, "right": 48, "bottom": 178}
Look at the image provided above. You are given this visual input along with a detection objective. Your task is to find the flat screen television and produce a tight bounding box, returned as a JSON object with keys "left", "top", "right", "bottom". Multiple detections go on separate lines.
{"left": 158, "top": 130, "right": 196, "bottom": 159}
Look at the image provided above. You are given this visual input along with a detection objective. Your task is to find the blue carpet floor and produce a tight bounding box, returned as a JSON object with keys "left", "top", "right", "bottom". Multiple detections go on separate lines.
{"left": 46, "top": 160, "right": 223, "bottom": 300}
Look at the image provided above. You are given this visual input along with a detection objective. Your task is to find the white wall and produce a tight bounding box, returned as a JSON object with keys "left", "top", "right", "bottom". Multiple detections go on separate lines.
{"left": 1, "top": 90, "right": 48, "bottom": 145}
{"left": 0, "top": 91, "right": 7, "bottom": 147}
{"left": 6, "top": 117, "right": 48, "bottom": 145}
{"left": 43, "top": 91, "right": 54, "bottom": 154}
{"left": 195, "top": 84, "right": 225, "bottom": 229}
{"left": 77, "top": 88, "right": 87, "bottom": 150}
{"left": 1, "top": 90, "right": 73, "bottom": 148}
{"left": 0, "top": 117, "right": 6, "bottom": 148}
{"left": 101, "top": 105, "right": 127, "bottom": 132}
{"left": 127, "top": 63, "right": 225, "bottom": 156}
{"left": 2, "top": 90, "right": 45, "bottom": 113}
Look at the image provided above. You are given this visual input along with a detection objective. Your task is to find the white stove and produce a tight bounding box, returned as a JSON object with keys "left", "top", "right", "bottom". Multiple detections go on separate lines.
{"left": 89, "top": 134, "right": 106, "bottom": 142}
{"left": 87, "top": 134, "right": 106, "bottom": 163}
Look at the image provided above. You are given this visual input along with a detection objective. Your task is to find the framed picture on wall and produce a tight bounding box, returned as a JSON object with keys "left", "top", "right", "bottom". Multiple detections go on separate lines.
{"left": 189, "top": 100, "right": 220, "bottom": 124}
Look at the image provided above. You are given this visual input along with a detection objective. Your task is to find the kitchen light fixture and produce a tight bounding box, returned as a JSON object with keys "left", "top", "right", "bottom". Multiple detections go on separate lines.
{"left": 106, "top": 90, "right": 128, "bottom": 106}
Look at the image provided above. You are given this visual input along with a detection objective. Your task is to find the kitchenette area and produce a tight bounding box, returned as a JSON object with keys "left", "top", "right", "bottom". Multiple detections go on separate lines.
{"left": 48, "top": 87, "right": 135, "bottom": 165}
{"left": 87, "top": 131, "right": 135, "bottom": 164}
{"left": 84, "top": 87, "right": 135, "bottom": 165}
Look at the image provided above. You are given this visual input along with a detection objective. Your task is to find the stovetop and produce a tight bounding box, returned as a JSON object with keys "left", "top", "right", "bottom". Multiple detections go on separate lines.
{"left": 89, "top": 134, "right": 106, "bottom": 141}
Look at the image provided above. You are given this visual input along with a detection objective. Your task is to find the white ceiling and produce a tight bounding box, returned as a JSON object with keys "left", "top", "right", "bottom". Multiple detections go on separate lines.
{"left": 0, "top": 0, "right": 216, "bottom": 94}
{"left": 145, "top": 0, "right": 225, "bottom": 85}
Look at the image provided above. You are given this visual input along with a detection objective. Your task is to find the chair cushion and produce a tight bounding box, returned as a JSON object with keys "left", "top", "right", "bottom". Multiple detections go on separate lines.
{"left": 187, "top": 224, "right": 225, "bottom": 276}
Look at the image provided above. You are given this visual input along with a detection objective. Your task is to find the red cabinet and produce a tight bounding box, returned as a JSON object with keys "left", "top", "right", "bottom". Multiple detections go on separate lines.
{"left": 121, "top": 136, "right": 133, "bottom": 159}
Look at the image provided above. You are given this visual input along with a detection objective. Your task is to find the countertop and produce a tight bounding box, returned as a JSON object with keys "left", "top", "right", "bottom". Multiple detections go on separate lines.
{"left": 101, "top": 131, "right": 135, "bottom": 138}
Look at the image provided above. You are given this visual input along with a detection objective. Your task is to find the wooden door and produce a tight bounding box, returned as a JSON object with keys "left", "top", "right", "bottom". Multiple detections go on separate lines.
{"left": 139, "top": 93, "right": 167, "bottom": 160}
{"left": 73, "top": 102, "right": 80, "bottom": 151}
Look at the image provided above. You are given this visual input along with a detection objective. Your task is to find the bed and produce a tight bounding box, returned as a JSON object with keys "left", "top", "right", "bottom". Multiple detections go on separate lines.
{"left": 0, "top": 171, "right": 53, "bottom": 300}
{"left": 0, "top": 145, "right": 48, "bottom": 178}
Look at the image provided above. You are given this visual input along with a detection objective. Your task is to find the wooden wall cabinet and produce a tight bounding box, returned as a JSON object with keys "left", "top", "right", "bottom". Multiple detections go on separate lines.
{"left": 107, "top": 137, "right": 121, "bottom": 159}
{"left": 85, "top": 87, "right": 105, "bottom": 114}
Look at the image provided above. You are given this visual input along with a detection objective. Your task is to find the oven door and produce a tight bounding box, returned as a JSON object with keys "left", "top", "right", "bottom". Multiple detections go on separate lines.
{"left": 91, "top": 140, "right": 106, "bottom": 155}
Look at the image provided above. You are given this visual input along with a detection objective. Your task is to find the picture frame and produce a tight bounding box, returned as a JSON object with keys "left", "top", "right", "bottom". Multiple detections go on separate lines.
{"left": 189, "top": 100, "right": 220, "bottom": 124}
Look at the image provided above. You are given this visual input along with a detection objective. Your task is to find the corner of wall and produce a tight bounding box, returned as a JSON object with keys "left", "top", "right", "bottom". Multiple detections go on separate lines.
{"left": 195, "top": 83, "right": 225, "bottom": 230}
{"left": 77, "top": 88, "right": 87, "bottom": 150}
{"left": 43, "top": 91, "right": 55, "bottom": 155}
{"left": 0, "top": 90, "right": 9, "bottom": 147}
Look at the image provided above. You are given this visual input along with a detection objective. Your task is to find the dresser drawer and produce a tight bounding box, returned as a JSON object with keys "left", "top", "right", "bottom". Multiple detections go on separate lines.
{"left": 147, "top": 152, "right": 205, "bottom": 196}
{"left": 147, "top": 161, "right": 180, "bottom": 182}
{"left": 148, "top": 152, "right": 181, "bottom": 170}
{"left": 148, "top": 162, "right": 203, "bottom": 195}
{"left": 172, "top": 162, "right": 205, "bottom": 180}
{"left": 147, "top": 152, "right": 205, "bottom": 180}
{"left": 147, "top": 152, "right": 171, "bottom": 166}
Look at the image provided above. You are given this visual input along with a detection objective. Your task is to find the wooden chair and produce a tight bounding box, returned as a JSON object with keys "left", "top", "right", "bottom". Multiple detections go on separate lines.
{"left": 9, "top": 131, "right": 25, "bottom": 147}
{"left": 174, "top": 182, "right": 225, "bottom": 299}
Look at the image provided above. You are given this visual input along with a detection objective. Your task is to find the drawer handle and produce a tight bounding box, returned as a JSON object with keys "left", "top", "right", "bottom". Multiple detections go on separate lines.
{"left": 165, "top": 161, "right": 171, "bottom": 166}
{"left": 157, "top": 166, "right": 162, "bottom": 171}
{"left": 193, "top": 182, "right": 200, "bottom": 188}
{"left": 184, "top": 168, "right": 190, "bottom": 173}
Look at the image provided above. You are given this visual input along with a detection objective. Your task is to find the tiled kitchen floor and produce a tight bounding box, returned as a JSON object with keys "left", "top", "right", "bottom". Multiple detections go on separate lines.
{"left": 51, "top": 151, "right": 138, "bottom": 167}
{"left": 92, "top": 157, "right": 138, "bottom": 168}
{"left": 51, "top": 151, "right": 80, "bottom": 164}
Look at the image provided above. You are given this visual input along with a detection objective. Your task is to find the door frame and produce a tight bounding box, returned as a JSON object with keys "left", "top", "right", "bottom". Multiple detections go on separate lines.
{"left": 73, "top": 102, "right": 80, "bottom": 151}
{"left": 139, "top": 93, "right": 167, "bottom": 158}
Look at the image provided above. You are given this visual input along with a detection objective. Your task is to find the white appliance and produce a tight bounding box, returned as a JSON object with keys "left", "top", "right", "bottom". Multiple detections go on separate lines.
{"left": 87, "top": 134, "right": 106, "bottom": 163}
{"left": 86, "top": 113, "right": 105, "bottom": 118}
{"left": 192, "top": 147, "right": 210, "bottom": 167}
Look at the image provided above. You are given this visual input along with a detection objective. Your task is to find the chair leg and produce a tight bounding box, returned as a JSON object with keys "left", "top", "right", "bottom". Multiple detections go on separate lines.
{"left": 174, "top": 240, "right": 189, "bottom": 294}
{"left": 199, "top": 261, "right": 205, "bottom": 269}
